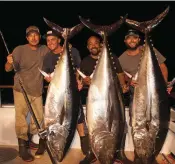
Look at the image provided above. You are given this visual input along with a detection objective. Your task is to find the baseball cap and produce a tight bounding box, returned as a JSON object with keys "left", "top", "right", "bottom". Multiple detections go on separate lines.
{"left": 26, "top": 26, "right": 40, "bottom": 36}
{"left": 125, "top": 29, "right": 139, "bottom": 39}
{"left": 43, "top": 30, "right": 61, "bottom": 39}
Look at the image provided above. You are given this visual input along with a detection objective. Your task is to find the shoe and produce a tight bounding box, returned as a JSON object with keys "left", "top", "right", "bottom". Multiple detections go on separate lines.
{"left": 79, "top": 150, "right": 97, "bottom": 164}
{"left": 35, "top": 138, "right": 46, "bottom": 159}
{"left": 29, "top": 141, "right": 39, "bottom": 150}
{"left": 80, "top": 136, "right": 89, "bottom": 155}
{"left": 18, "top": 138, "right": 34, "bottom": 162}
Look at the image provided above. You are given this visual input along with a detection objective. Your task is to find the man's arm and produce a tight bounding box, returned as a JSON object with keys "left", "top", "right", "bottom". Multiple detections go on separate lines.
{"left": 114, "top": 55, "right": 129, "bottom": 93}
{"left": 153, "top": 47, "right": 168, "bottom": 83}
{"left": 71, "top": 47, "right": 81, "bottom": 68}
{"left": 117, "top": 72, "right": 129, "bottom": 93}
{"left": 160, "top": 63, "right": 168, "bottom": 83}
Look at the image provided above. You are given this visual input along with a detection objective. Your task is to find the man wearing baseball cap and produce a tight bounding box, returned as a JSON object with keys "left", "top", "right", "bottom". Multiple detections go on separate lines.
{"left": 5, "top": 25, "right": 49, "bottom": 162}
{"left": 118, "top": 29, "right": 168, "bottom": 124}
{"left": 119, "top": 29, "right": 168, "bottom": 86}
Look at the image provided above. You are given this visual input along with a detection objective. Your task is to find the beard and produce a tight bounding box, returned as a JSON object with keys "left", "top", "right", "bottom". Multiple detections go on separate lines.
{"left": 90, "top": 48, "right": 99, "bottom": 56}
{"left": 126, "top": 42, "right": 140, "bottom": 50}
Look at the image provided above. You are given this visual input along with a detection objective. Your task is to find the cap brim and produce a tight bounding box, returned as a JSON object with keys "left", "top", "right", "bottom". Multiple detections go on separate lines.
{"left": 26, "top": 30, "right": 40, "bottom": 36}
{"left": 42, "top": 33, "right": 61, "bottom": 39}
{"left": 125, "top": 34, "right": 139, "bottom": 39}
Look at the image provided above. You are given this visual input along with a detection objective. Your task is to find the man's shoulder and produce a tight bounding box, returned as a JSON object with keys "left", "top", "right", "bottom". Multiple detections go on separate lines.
{"left": 118, "top": 50, "right": 128, "bottom": 60}
{"left": 71, "top": 47, "right": 80, "bottom": 54}
{"left": 39, "top": 44, "right": 49, "bottom": 51}
{"left": 44, "top": 50, "right": 53, "bottom": 58}
{"left": 81, "top": 55, "right": 91, "bottom": 62}
{"left": 39, "top": 44, "right": 47, "bottom": 48}
{"left": 15, "top": 44, "right": 26, "bottom": 49}
{"left": 13, "top": 44, "right": 26, "bottom": 53}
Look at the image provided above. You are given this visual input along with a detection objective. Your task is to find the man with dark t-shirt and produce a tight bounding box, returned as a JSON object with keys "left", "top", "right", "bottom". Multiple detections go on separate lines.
{"left": 42, "top": 30, "right": 89, "bottom": 156}
{"left": 79, "top": 35, "right": 128, "bottom": 164}
{"left": 80, "top": 35, "right": 128, "bottom": 97}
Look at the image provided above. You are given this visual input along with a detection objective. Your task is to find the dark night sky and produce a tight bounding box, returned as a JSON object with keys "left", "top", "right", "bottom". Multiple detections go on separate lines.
{"left": 0, "top": 1, "right": 175, "bottom": 86}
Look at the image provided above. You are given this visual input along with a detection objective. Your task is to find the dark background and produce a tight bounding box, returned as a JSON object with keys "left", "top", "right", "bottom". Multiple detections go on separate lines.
{"left": 0, "top": 1, "right": 174, "bottom": 104}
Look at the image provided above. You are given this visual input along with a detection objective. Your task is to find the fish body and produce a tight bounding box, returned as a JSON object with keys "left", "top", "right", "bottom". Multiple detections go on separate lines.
{"left": 43, "top": 19, "right": 84, "bottom": 162}
{"left": 125, "top": 6, "right": 170, "bottom": 164}
{"left": 79, "top": 16, "right": 126, "bottom": 164}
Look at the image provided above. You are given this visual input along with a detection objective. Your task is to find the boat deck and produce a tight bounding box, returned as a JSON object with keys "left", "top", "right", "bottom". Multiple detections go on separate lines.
{"left": 1, "top": 146, "right": 175, "bottom": 164}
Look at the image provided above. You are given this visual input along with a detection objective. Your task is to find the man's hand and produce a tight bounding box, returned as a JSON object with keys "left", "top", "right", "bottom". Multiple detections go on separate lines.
{"left": 82, "top": 76, "right": 91, "bottom": 86}
{"left": 122, "top": 84, "right": 129, "bottom": 93}
{"left": 130, "top": 80, "right": 138, "bottom": 87}
{"left": 44, "top": 74, "right": 52, "bottom": 83}
{"left": 167, "top": 87, "right": 173, "bottom": 94}
{"left": 167, "top": 82, "right": 173, "bottom": 94}
{"left": 77, "top": 79, "right": 83, "bottom": 91}
{"left": 7, "top": 54, "right": 13, "bottom": 64}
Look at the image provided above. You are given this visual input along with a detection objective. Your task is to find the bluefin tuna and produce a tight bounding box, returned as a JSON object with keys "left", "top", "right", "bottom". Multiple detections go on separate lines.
{"left": 124, "top": 6, "right": 170, "bottom": 164}
{"left": 79, "top": 16, "right": 127, "bottom": 164}
{"left": 42, "top": 18, "right": 84, "bottom": 162}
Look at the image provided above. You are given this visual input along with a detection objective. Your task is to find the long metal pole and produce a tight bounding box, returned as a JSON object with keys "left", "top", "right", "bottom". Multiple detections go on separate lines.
{"left": 0, "top": 30, "right": 56, "bottom": 164}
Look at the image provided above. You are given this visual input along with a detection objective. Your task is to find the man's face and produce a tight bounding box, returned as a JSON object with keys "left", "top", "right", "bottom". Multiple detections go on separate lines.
{"left": 124, "top": 35, "right": 140, "bottom": 50}
{"left": 26, "top": 32, "right": 40, "bottom": 46}
{"left": 87, "top": 36, "right": 101, "bottom": 56}
{"left": 46, "top": 35, "right": 60, "bottom": 51}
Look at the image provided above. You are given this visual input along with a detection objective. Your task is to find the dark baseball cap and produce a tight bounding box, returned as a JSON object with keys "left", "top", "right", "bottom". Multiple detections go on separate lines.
{"left": 43, "top": 30, "right": 61, "bottom": 39}
{"left": 26, "top": 26, "right": 40, "bottom": 36}
{"left": 125, "top": 29, "right": 139, "bottom": 39}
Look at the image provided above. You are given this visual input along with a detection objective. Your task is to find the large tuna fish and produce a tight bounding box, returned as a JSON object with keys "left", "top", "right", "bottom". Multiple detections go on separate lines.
{"left": 79, "top": 16, "right": 127, "bottom": 164}
{"left": 42, "top": 18, "right": 84, "bottom": 162}
{"left": 124, "top": 6, "right": 170, "bottom": 164}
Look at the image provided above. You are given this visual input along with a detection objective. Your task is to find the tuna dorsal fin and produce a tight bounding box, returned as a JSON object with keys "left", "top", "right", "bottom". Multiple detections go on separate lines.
{"left": 43, "top": 17, "right": 84, "bottom": 40}
{"left": 124, "top": 6, "right": 169, "bottom": 34}
{"left": 79, "top": 15, "right": 127, "bottom": 36}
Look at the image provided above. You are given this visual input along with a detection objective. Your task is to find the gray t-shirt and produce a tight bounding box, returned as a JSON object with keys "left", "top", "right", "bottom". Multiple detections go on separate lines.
{"left": 119, "top": 46, "right": 166, "bottom": 77}
{"left": 13, "top": 44, "right": 49, "bottom": 97}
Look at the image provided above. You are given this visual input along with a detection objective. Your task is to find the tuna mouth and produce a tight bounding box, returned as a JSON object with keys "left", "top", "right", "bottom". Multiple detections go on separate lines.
{"left": 48, "top": 137, "right": 65, "bottom": 162}
{"left": 47, "top": 130, "right": 67, "bottom": 162}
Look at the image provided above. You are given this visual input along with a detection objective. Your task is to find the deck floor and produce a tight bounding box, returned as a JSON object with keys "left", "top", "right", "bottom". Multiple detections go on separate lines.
{"left": 0, "top": 146, "right": 175, "bottom": 164}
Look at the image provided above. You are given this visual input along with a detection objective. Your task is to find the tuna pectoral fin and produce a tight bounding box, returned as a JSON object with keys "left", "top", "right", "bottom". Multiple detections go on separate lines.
{"left": 124, "top": 6, "right": 169, "bottom": 33}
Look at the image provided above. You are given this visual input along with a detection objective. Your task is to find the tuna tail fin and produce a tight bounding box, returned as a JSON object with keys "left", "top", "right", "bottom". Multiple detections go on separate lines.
{"left": 124, "top": 6, "right": 169, "bottom": 34}
{"left": 43, "top": 17, "right": 64, "bottom": 35}
{"left": 43, "top": 17, "right": 84, "bottom": 40}
{"left": 79, "top": 14, "right": 127, "bottom": 36}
